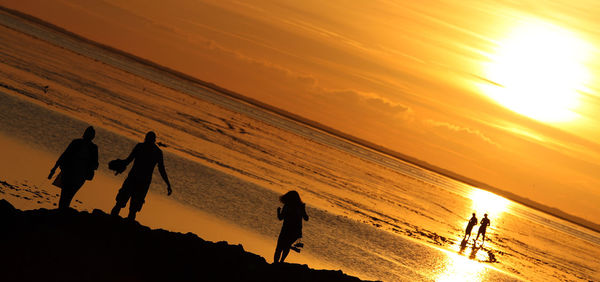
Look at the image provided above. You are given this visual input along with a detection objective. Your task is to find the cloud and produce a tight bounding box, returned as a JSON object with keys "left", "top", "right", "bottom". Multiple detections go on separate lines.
{"left": 185, "top": 34, "right": 319, "bottom": 87}
{"left": 424, "top": 119, "right": 500, "bottom": 147}
{"left": 183, "top": 31, "right": 414, "bottom": 120}
{"left": 322, "top": 88, "right": 413, "bottom": 120}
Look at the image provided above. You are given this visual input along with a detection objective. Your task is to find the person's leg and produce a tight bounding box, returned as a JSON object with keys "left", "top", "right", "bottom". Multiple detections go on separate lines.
{"left": 279, "top": 236, "right": 296, "bottom": 263}
{"left": 273, "top": 245, "right": 282, "bottom": 263}
{"left": 58, "top": 187, "right": 76, "bottom": 209}
{"left": 280, "top": 247, "right": 291, "bottom": 263}
{"left": 110, "top": 205, "right": 121, "bottom": 216}
{"left": 274, "top": 235, "right": 287, "bottom": 263}
{"left": 112, "top": 180, "right": 132, "bottom": 216}
{"left": 127, "top": 184, "right": 149, "bottom": 221}
{"left": 58, "top": 177, "right": 84, "bottom": 209}
{"left": 127, "top": 196, "right": 140, "bottom": 220}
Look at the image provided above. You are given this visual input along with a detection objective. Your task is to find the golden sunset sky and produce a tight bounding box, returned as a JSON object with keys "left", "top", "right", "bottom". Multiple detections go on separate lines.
{"left": 2, "top": 0, "right": 599, "bottom": 222}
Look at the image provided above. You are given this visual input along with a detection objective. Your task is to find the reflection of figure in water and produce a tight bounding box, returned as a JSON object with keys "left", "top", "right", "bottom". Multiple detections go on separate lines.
{"left": 48, "top": 126, "right": 98, "bottom": 210}
{"left": 474, "top": 213, "right": 491, "bottom": 243}
{"left": 469, "top": 244, "right": 480, "bottom": 260}
{"left": 487, "top": 249, "right": 497, "bottom": 262}
{"left": 464, "top": 213, "right": 478, "bottom": 240}
{"left": 109, "top": 132, "right": 172, "bottom": 220}
{"left": 459, "top": 238, "right": 468, "bottom": 254}
{"left": 273, "top": 191, "right": 309, "bottom": 263}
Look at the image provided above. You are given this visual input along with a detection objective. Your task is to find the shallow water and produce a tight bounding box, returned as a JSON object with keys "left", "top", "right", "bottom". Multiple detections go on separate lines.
{"left": 1, "top": 9, "right": 599, "bottom": 281}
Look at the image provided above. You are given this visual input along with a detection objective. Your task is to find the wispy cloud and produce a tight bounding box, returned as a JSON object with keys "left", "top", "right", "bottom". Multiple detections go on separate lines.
{"left": 424, "top": 119, "right": 500, "bottom": 147}
{"left": 321, "top": 88, "right": 413, "bottom": 120}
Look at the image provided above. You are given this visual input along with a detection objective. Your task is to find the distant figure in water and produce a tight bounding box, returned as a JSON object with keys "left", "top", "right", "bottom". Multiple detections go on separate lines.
{"left": 475, "top": 213, "right": 491, "bottom": 243}
{"left": 274, "top": 190, "right": 309, "bottom": 263}
{"left": 109, "top": 131, "right": 172, "bottom": 221}
{"left": 464, "top": 213, "right": 478, "bottom": 240}
{"left": 48, "top": 126, "right": 98, "bottom": 210}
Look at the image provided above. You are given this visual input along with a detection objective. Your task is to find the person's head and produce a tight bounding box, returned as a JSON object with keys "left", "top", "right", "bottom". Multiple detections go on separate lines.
{"left": 83, "top": 126, "right": 95, "bottom": 141}
{"left": 144, "top": 131, "right": 156, "bottom": 144}
{"left": 484, "top": 213, "right": 488, "bottom": 218}
{"left": 280, "top": 190, "right": 302, "bottom": 206}
{"left": 472, "top": 213, "right": 476, "bottom": 217}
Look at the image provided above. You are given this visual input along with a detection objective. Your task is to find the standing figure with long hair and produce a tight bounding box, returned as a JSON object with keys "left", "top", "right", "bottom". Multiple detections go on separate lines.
{"left": 48, "top": 126, "right": 99, "bottom": 210}
{"left": 273, "top": 190, "right": 309, "bottom": 263}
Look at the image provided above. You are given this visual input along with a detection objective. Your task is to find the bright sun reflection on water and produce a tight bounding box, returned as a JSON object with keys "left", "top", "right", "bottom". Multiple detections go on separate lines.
{"left": 480, "top": 19, "right": 592, "bottom": 123}
{"left": 435, "top": 252, "right": 487, "bottom": 282}
{"left": 469, "top": 189, "right": 511, "bottom": 217}
{"left": 433, "top": 190, "right": 512, "bottom": 281}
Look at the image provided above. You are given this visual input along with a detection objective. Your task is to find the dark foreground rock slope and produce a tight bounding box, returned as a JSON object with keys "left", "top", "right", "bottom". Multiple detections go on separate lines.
{"left": 0, "top": 200, "right": 370, "bottom": 282}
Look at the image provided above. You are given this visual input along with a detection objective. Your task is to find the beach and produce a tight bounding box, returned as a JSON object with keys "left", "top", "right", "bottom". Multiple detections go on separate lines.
{"left": 1, "top": 7, "right": 600, "bottom": 281}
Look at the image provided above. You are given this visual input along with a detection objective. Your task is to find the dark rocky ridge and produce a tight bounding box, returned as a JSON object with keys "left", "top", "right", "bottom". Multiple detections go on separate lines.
{"left": 0, "top": 200, "right": 370, "bottom": 282}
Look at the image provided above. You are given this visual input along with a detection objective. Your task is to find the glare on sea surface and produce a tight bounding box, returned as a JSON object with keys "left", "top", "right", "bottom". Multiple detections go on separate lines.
{"left": 434, "top": 189, "right": 511, "bottom": 281}
{"left": 479, "top": 20, "right": 592, "bottom": 123}
{"left": 435, "top": 252, "right": 488, "bottom": 282}
{"left": 469, "top": 189, "right": 510, "bottom": 217}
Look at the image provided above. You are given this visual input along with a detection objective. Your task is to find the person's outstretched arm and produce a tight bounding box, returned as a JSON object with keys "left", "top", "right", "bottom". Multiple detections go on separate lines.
{"left": 157, "top": 151, "right": 172, "bottom": 195}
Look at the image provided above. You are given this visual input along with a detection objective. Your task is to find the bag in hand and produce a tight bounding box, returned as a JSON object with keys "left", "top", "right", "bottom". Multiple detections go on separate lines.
{"left": 108, "top": 159, "right": 128, "bottom": 175}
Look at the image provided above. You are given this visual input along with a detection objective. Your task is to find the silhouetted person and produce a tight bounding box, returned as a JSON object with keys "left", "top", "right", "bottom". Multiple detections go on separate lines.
{"left": 274, "top": 191, "right": 308, "bottom": 263}
{"left": 464, "top": 213, "right": 478, "bottom": 240}
{"left": 110, "top": 131, "right": 172, "bottom": 220}
{"left": 48, "top": 126, "right": 98, "bottom": 210}
{"left": 474, "top": 213, "right": 491, "bottom": 243}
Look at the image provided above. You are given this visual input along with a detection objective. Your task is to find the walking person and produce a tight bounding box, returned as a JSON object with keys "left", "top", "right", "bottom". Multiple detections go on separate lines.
{"left": 273, "top": 190, "right": 309, "bottom": 263}
{"left": 474, "top": 213, "right": 491, "bottom": 244}
{"left": 48, "top": 126, "right": 99, "bottom": 210}
{"left": 464, "top": 213, "right": 478, "bottom": 240}
{"left": 109, "top": 131, "right": 172, "bottom": 221}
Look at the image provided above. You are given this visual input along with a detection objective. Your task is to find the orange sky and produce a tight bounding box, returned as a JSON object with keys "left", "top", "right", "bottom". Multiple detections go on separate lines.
{"left": 1, "top": 0, "right": 599, "bottom": 222}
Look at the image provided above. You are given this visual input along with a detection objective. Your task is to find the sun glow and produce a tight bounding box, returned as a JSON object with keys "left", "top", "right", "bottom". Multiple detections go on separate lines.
{"left": 480, "top": 20, "right": 592, "bottom": 123}
{"left": 435, "top": 253, "right": 487, "bottom": 282}
{"left": 469, "top": 189, "right": 510, "bottom": 217}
